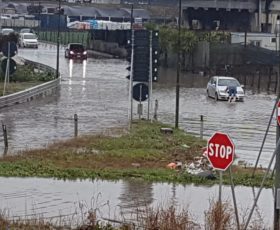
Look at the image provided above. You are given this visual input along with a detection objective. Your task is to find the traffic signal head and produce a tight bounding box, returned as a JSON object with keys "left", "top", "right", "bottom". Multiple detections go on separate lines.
{"left": 125, "top": 39, "right": 132, "bottom": 62}
{"left": 152, "top": 31, "right": 159, "bottom": 82}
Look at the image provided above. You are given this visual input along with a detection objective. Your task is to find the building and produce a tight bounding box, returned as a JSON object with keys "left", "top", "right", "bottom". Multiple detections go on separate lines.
{"left": 231, "top": 32, "right": 278, "bottom": 51}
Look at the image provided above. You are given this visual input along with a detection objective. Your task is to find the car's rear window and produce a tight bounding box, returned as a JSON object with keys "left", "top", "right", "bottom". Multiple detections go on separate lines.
{"left": 70, "top": 44, "right": 84, "bottom": 51}
{"left": 218, "top": 79, "right": 240, "bottom": 87}
{"left": 23, "top": 34, "right": 37, "bottom": 39}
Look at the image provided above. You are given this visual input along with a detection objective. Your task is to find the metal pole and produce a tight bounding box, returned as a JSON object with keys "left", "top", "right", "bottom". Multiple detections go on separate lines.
{"left": 154, "top": 99, "right": 158, "bottom": 120}
{"left": 148, "top": 30, "right": 153, "bottom": 121}
{"left": 56, "top": 0, "right": 61, "bottom": 78}
{"left": 200, "top": 115, "right": 204, "bottom": 139}
{"left": 275, "top": 15, "right": 280, "bottom": 229}
{"left": 252, "top": 97, "right": 278, "bottom": 177}
{"left": 175, "top": 0, "right": 181, "bottom": 129}
{"left": 139, "top": 84, "right": 142, "bottom": 120}
{"left": 3, "top": 42, "right": 10, "bottom": 96}
{"left": 219, "top": 171, "right": 222, "bottom": 204}
{"left": 129, "top": 5, "right": 134, "bottom": 129}
{"left": 2, "top": 123, "right": 8, "bottom": 149}
{"left": 245, "top": 135, "right": 280, "bottom": 229}
{"left": 74, "top": 114, "right": 78, "bottom": 137}
{"left": 229, "top": 167, "right": 240, "bottom": 230}
{"left": 7, "top": 42, "right": 10, "bottom": 84}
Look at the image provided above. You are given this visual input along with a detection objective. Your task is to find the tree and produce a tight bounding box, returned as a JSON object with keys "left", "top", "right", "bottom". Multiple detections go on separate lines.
{"left": 159, "top": 26, "right": 173, "bottom": 67}
{"left": 180, "top": 29, "right": 198, "bottom": 70}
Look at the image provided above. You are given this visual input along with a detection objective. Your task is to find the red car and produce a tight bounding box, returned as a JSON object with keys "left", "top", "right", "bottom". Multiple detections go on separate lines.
{"left": 65, "top": 43, "right": 87, "bottom": 59}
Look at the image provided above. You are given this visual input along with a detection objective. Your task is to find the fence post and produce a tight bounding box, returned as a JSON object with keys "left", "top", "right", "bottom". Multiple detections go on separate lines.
{"left": 2, "top": 123, "right": 8, "bottom": 148}
{"left": 200, "top": 115, "right": 204, "bottom": 139}
{"left": 154, "top": 99, "right": 158, "bottom": 120}
{"left": 74, "top": 114, "right": 78, "bottom": 137}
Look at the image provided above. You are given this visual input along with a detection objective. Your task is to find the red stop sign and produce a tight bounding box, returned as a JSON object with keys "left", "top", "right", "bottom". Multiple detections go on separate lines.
{"left": 206, "top": 132, "right": 235, "bottom": 171}
{"left": 277, "top": 100, "right": 280, "bottom": 126}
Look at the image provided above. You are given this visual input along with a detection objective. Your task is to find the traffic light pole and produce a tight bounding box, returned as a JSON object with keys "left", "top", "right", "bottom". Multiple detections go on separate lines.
{"left": 275, "top": 15, "right": 280, "bottom": 229}
{"left": 129, "top": 5, "right": 134, "bottom": 128}
{"left": 3, "top": 43, "right": 10, "bottom": 96}
{"left": 148, "top": 30, "right": 153, "bottom": 120}
{"left": 175, "top": 0, "right": 182, "bottom": 129}
{"left": 56, "top": 0, "right": 61, "bottom": 79}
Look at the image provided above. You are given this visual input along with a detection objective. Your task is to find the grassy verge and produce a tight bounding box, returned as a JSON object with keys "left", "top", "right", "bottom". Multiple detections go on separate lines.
{"left": 0, "top": 60, "right": 56, "bottom": 96}
{"left": 0, "top": 121, "right": 271, "bottom": 187}
{"left": 0, "top": 81, "right": 45, "bottom": 95}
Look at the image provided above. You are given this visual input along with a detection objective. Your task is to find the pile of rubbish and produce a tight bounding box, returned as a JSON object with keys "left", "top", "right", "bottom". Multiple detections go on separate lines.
{"left": 166, "top": 147, "right": 216, "bottom": 180}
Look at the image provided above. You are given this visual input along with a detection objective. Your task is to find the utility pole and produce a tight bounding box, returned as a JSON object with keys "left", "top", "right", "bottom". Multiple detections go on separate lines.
{"left": 175, "top": 0, "right": 182, "bottom": 128}
{"left": 56, "top": 0, "right": 61, "bottom": 79}
{"left": 274, "top": 14, "right": 280, "bottom": 230}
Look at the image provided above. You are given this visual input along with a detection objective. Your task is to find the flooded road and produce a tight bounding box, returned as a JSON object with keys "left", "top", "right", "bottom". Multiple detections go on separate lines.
{"left": 0, "top": 43, "right": 275, "bottom": 168}
{"left": 0, "top": 43, "right": 277, "bottom": 228}
{"left": 0, "top": 177, "right": 273, "bottom": 228}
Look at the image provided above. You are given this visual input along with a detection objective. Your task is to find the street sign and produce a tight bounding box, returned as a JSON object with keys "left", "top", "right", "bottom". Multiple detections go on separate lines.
{"left": 206, "top": 132, "right": 235, "bottom": 171}
{"left": 1, "top": 58, "right": 17, "bottom": 75}
{"left": 133, "top": 83, "right": 149, "bottom": 102}
{"left": 277, "top": 100, "right": 280, "bottom": 126}
{"left": 2, "top": 42, "right": 17, "bottom": 58}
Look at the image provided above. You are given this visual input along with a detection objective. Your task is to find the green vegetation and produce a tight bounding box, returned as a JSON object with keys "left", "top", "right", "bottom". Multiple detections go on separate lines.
{"left": 0, "top": 121, "right": 272, "bottom": 187}
{"left": 0, "top": 62, "right": 56, "bottom": 95}
{"left": 146, "top": 24, "right": 231, "bottom": 69}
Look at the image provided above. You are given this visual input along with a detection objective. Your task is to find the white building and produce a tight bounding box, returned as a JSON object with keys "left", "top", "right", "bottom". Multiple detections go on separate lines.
{"left": 231, "top": 32, "right": 279, "bottom": 51}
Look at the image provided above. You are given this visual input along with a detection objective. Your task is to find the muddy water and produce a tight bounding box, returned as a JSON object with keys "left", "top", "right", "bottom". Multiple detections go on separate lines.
{"left": 0, "top": 43, "right": 273, "bottom": 168}
{"left": 0, "top": 177, "right": 273, "bottom": 228}
{"left": 0, "top": 44, "right": 277, "bottom": 228}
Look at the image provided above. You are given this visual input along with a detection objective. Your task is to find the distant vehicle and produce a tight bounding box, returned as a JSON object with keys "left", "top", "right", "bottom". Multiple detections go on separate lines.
{"left": 1, "top": 28, "right": 15, "bottom": 35}
{"left": 18, "top": 33, "right": 38, "bottom": 48}
{"left": 65, "top": 43, "right": 87, "bottom": 59}
{"left": 19, "top": 28, "right": 35, "bottom": 35}
{"left": 206, "top": 76, "right": 245, "bottom": 101}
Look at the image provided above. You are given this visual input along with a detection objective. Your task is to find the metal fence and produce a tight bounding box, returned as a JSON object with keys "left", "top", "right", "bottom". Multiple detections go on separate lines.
{"left": 38, "top": 30, "right": 90, "bottom": 47}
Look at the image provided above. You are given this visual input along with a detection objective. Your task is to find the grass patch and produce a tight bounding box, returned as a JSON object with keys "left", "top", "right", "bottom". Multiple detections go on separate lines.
{"left": 0, "top": 120, "right": 273, "bottom": 187}
{"left": 0, "top": 81, "right": 44, "bottom": 95}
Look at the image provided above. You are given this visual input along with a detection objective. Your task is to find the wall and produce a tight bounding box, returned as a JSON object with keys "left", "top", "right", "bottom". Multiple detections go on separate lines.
{"left": 91, "top": 0, "right": 120, "bottom": 4}
{"left": 231, "top": 32, "right": 278, "bottom": 51}
{"left": 1, "top": 19, "right": 39, "bottom": 28}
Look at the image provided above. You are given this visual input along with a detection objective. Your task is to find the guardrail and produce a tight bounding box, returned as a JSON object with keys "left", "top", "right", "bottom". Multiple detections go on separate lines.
{"left": 0, "top": 59, "right": 60, "bottom": 109}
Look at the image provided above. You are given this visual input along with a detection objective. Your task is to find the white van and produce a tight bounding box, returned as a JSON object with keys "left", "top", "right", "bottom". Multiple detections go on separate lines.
{"left": 19, "top": 33, "right": 38, "bottom": 48}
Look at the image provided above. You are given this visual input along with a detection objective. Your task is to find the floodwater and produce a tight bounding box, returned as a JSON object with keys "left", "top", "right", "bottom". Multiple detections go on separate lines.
{"left": 0, "top": 43, "right": 275, "bottom": 168}
{"left": 0, "top": 43, "right": 277, "bottom": 228}
{"left": 0, "top": 177, "right": 274, "bottom": 228}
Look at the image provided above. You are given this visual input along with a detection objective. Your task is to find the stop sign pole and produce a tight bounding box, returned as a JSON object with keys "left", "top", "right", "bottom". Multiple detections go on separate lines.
{"left": 206, "top": 132, "right": 240, "bottom": 228}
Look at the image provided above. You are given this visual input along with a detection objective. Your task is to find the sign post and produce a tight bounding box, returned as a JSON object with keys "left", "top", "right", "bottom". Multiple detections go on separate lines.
{"left": 205, "top": 132, "right": 239, "bottom": 228}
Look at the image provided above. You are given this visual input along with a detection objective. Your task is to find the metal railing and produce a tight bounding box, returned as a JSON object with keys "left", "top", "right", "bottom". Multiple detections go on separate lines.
{"left": 0, "top": 59, "right": 60, "bottom": 109}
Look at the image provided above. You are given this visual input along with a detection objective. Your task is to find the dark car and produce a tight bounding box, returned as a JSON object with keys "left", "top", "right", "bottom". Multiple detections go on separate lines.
{"left": 65, "top": 43, "right": 87, "bottom": 59}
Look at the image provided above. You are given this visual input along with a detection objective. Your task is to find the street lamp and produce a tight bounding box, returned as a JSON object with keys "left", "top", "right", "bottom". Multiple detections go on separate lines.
{"left": 56, "top": 0, "right": 61, "bottom": 78}
{"left": 175, "top": 0, "right": 182, "bottom": 128}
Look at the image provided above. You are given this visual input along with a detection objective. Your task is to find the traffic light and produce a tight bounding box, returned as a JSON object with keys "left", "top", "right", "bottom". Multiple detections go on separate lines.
{"left": 1, "top": 42, "right": 17, "bottom": 77}
{"left": 133, "top": 30, "right": 150, "bottom": 82}
{"left": 125, "top": 39, "right": 132, "bottom": 79}
{"left": 152, "top": 30, "right": 159, "bottom": 82}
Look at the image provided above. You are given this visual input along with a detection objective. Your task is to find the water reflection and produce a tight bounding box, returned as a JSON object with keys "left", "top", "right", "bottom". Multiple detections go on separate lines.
{"left": 0, "top": 177, "right": 273, "bottom": 227}
{"left": 118, "top": 180, "right": 153, "bottom": 219}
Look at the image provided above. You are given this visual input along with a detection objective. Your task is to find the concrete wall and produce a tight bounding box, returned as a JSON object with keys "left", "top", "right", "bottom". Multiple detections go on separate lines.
{"left": 1, "top": 19, "right": 39, "bottom": 28}
{"left": 91, "top": 0, "right": 120, "bottom": 4}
